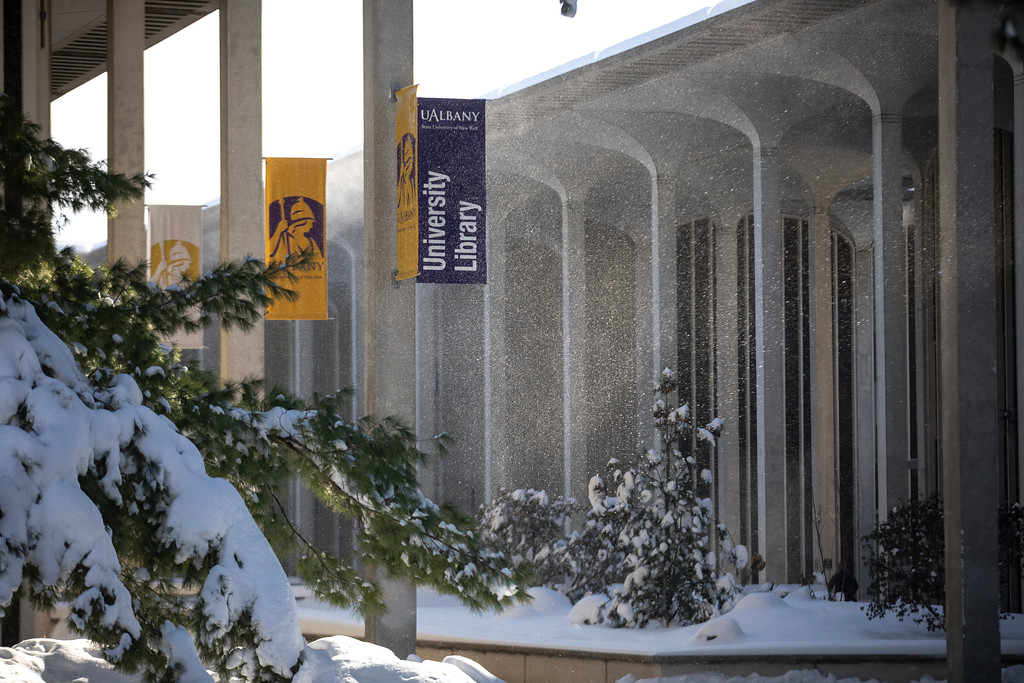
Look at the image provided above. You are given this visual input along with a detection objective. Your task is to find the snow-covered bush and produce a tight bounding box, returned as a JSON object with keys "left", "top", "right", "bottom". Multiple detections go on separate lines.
{"left": 572, "top": 368, "right": 746, "bottom": 628}
{"left": 864, "top": 494, "right": 1024, "bottom": 631}
{"left": 477, "top": 487, "right": 577, "bottom": 588}
{"left": 560, "top": 473, "right": 628, "bottom": 603}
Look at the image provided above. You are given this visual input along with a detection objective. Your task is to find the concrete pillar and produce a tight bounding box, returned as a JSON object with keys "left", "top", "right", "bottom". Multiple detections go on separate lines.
{"left": 415, "top": 285, "right": 440, "bottom": 502}
{"left": 563, "top": 194, "right": 587, "bottom": 503}
{"left": 106, "top": 0, "right": 145, "bottom": 265}
{"left": 811, "top": 202, "right": 836, "bottom": 571}
{"left": 634, "top": 181, "right": 656, "bottom": 450}
{"left": 362, "top": 0, "right": 416, "bottom": 658}
{"left": 20, "top": 0, "right": 48, "bottom": 132}
{"left": 909, "top": 176, "right": 928, "bottom": 498}
{"left": 218, "top": 0, "right": 264, "bottom": 383}
{"left": 715, "top": 207, "right": 744, "bottom": 544}
{"left": 17, "top": 597, "right": 49, "bottom": 640}
{"left": 484, "top": 175, "right": 510, "bottom": 503}
{"left": 483, "top": 276, "right": 502, "bottom": 505}
{"left": 855, "top": 244, "right": 876, "bottom": 593}
{"left": 752, "top": 144, "right": 787, "bottom": 583}
{"left": 656, "top": 175, "right": 678, "bottom": 377}
{"left": 872, "top": 111, "right": 909, "bottom": 516}
{"left": 938, "top": 2, "right": 1000, "bottom": 680}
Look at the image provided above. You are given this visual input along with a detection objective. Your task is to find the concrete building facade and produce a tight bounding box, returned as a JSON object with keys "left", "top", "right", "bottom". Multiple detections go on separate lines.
{"left": 253, "top": 9, "right": 1017, "bottom": 661}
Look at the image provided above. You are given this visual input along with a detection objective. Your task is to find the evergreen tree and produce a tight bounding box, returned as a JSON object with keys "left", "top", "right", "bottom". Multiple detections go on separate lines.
{"left": 477, "top": 487, "right": 577, "bottom": 589}
{"left": 573, "top": 369, "right": 746, "bottom": 628}
{"left": 0, "top": 97, "right": 527, "bottom": 680}
{"left": 864, "top": 493, "right": 1024, "bottom": 632}
{"left": 561, "top": 473, "right": 629, "bottom": 603}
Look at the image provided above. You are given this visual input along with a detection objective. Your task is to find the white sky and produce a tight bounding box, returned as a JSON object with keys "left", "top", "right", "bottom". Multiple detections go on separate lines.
{"left": 50, "top": 1, "right": 711, "bottom": 248}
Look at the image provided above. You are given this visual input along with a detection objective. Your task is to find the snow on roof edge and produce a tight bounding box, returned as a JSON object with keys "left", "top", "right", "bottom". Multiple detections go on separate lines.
{"left": 481, "top": 0, "right": 755, "bottom": 100}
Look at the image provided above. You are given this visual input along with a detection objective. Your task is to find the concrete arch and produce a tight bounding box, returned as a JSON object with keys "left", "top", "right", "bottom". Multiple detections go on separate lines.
{"left": 767, "top": 42, "right": 881, "bottom": 115}
{"left": 488, "top": 166, "right": 565, "bottom": 255}
{"left": 524, "top": 115, "right": 671, "bottom": 447}
{"left": 530, "top": 112, "right": 657, "bottom": 177}
{"left": 486, "top": 156, "right": 572, "bottom": 498}
{"left": 617, "top": 73, "right": 760, "bottom": 145}
{"left": 489, "top": 153, "right": 568, "bottom": 206}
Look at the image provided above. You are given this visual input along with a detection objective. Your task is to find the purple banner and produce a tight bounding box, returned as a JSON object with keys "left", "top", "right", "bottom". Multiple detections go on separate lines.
{"left": 417, "top": 98, "right": 486, "bottom": 284}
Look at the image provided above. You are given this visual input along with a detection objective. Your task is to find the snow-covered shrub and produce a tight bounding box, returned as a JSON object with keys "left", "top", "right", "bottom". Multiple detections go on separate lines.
{"left": 864, "top": 494, "right": 1024, "bottom": 631}
{"left": 573, "top": 368, "right": 746, "bottom": 628}
{"left": 864, "top": 495, "right": 946, "bottom": 630}
{"left": 478, "top": 487, "right": 577, "bottom": 588}
{"left": 560, "top": 472, "right": 628, "bottom": 603}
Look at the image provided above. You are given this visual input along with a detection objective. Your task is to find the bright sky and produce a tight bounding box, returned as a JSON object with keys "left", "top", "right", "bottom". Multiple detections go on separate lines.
{"left": 50, "top": 0, "right": 712, "bottom": 248}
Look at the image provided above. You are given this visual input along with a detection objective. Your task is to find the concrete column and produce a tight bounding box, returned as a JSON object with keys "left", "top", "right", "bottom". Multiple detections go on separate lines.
{"left": 218, "top": 0, "right": 264, "bottom": 383}
{"left": 938, "top": 2, "right": 1000, "bottom": 680}
{"left": 17, "top": 597, "right": 49, "bottom": 640}
{"left": 484, "top": 176, "right": 510, "bottom": 503}
{"left": 362, "top": 0, "right": 416, "bottom": 658}
{"left": 715, "top": 207, "right": 743, "bottom": 543}
{"left": 910, "top": 178, "right": 928, "bottom": 497}
{"left": 106, "top": 0, "right": 145, "bottom": 265}
{"left": 872, "top": 111, "right": 909, "bottom": 515}
{"left": 656, "top": 174, "right": 679, "bottom": 370}
{"left": 752, "top": 144, "right": 787, "bottom": 582}
{"left": 415, "top": 284, "right": 440, "bottom": 502}
{"left": 855, "top": 244, "right": 876, "bottom": 593}
{"left": 811, "top": 203, "right": 836, "bottom": 571}
{"left": 563, "top": 194, "right": 587, "bottom": 503}
{"left": 634, "top": 185, "right": 655, "bottom": 451}
{"left": 20, "top": 0, "right": 48, "bottom": 132}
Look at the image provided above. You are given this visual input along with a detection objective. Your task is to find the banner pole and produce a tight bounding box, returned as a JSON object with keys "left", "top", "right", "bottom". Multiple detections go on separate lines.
{"left": 362, "top": 0, "right": 417, "bottom": 659}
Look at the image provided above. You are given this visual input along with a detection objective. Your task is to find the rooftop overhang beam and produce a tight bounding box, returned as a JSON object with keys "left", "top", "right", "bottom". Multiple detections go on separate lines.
{"left": 49, "top": 0, "right": 218, "bottom": 100}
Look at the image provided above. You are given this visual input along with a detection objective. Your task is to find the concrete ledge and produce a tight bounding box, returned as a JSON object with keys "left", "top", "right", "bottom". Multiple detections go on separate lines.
{"left": 416, "top": 639, "right": 1024, "bottom": 683}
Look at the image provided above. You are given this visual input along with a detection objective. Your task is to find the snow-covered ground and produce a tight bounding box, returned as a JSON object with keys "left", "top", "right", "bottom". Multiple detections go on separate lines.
{"left": 299, "top": 583, "right": 1024, "bottom": 660}
{"left": 6, "top": 583, "right": 1024, "bottom": 682}
{"left": 0, "top": 636, "right": 505, "bottom": 683}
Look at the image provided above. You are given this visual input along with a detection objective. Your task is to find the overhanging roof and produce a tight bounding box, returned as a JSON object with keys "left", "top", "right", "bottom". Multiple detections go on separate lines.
{"left": 50, "top": 0, "right": 217, "bottom": 100}
{"left": 487, "top": 0, "right": 880, "bottom": 132}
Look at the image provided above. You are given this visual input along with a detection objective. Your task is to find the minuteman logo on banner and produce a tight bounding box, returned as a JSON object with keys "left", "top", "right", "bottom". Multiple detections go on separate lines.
{"left": 265, "top": 157, "right": 328, "bottom": 320}
{"left": 395, "top": 85, "right": 419, "bottom": 281}
{"left": 148, "top": 205, "right": 204, "bottom": 349}
{"left": 416, "top": 97, "right": 486, "bottom": 284}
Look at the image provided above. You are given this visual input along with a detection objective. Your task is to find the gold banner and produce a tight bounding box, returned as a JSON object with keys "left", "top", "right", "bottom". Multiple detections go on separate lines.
{"left": 395, "top": 84, "right": 419, "bottom": 281}
{"left": 148, "top": 205, "right": 204, "bottom": 349}
{"left": 265, "top": 157, "right": 328, "bottom": 320}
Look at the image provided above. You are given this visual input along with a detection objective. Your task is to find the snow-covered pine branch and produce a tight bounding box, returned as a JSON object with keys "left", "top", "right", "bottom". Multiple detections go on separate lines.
{"left": 0, "top": 288, "right": 303, "bottom": 680}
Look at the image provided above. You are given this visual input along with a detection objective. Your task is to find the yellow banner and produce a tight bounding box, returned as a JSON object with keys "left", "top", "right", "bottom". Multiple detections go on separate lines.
{"left": 148, "top": 205, "right": 204, "bottom": 349}
{"left": 265, "top": 157, "right": 328, "bottom": 320}
{"left": 395, "top": 84, "right": 419, "bottom": 281}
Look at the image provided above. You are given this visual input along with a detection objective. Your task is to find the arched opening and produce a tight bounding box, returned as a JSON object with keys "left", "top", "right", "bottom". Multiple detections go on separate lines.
{"left": 504, "top": 205, "right": 565, "bottom": 498}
